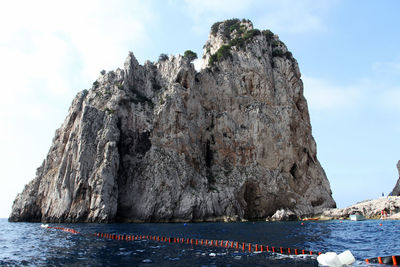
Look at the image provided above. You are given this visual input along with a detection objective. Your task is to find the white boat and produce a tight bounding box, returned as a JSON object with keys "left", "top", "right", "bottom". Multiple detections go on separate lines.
{"left": 349, "top": 214, "right": 365, "bottom": 221}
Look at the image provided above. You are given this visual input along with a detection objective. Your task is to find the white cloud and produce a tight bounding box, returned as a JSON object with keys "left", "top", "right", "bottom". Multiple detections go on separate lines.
{"left": 379, "top": 89, "right": 400, "bottom": 112}
{"left": 0, "top": 0, "right": 157, "bottom": 123}
{"left": 0, "top": 0, "right": 155, "bottom": 97}
{"left": 303, "top": 70, "right": 400, "bottom": 116}
{"left": 184, "top": 0, "right": 253, "bottom": 17}
{"left": 0, "top": 0, "right": 157, "bottom": 217}
{"left": 193, "top": 58, "right": 202, "bottom": 71}
{"left": 181, "top": 0, "right": 253, "bottom": 34}
{"left": 302, "top": 76, "right": 362, "bottom": 111}
{"left": 182, "top": 0, "right": 338, "bottom": 34}
{"left": 372, "top": 61, "right": 400, "bottom": 75}
{"left": 371, "top": 61, "right": 400, "bottom": 87}
{"left": 369, "top": 60, "right": 400, "bottom": 113}
{"left": 255, "top": 0, "right": 331, "bottom": 33}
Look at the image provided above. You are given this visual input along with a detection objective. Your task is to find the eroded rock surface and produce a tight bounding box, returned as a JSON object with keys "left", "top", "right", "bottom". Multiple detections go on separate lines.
{"left": 321, "top": 197, "right": 400, "bottom": 219}
{"left": 9, "top": 19, "right": 335, "bottom": 223}
{"left": 391, "top": 161, "right": 400, "bottom": 196}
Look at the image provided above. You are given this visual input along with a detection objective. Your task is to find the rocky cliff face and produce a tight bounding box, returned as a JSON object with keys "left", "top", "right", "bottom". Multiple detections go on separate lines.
{"left": 391, "top": 161, "right": 400, "bottom": 196}
{"left": 9, "top": 19, "right": 335, "bottom": 223}
{"left": 321, "top": 197, "right": 400, "bottom": 219}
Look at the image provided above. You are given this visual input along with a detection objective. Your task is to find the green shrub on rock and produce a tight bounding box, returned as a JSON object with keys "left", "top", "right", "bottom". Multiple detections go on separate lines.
{"left": 243, "top": 29, "right": 260, "bottom": 40}
{"left": 93, "top": 81, "right": 100, "bottom": 89}
{"left": 207, "top": 20, "right": 286, "bottom": 66}
{"left": 209, "top": 44, "right": 232, "bottom": 65}
{"left": 223, "top": 18, "right": 241, "bottom": 38}
{"left": 262, "top": 30, "right": 274, "bottom": 40}
{"left": 183, "top": 50, "right": 198, "bottom": 62}
{"left": 104, "top": 107, "right": 115, "bottom": 114}
{"left": 211, "top": 22, "right": 222, "bottom": 36}
{"left": 158, "top": 53, "right": 169, "bottom": 62}
{"left": 272, "top": 49, "right": 285, "bottom": 57}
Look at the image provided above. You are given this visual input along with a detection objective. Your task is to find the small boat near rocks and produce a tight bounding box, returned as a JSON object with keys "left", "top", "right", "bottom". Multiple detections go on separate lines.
{"left": 350, "top": 213, "right": 365, "bottom": 221}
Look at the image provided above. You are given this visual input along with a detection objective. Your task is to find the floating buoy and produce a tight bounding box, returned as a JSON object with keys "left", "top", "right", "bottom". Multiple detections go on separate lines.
{"left": 317, "top": 250, "right": 355, "bottom": 267}
{"left": 317, "top": 252, "right": 342, "bottom": 266}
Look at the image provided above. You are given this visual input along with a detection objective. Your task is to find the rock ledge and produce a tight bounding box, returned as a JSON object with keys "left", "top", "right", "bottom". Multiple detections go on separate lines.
{"left": 320, "top": 197, "right": 400, "bottom": 220}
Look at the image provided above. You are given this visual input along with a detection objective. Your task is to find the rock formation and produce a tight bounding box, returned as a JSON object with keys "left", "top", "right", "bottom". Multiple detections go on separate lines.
{"left": 320, "top": 197, "right": 400, "bottom": 220}
{"left": 391, "top": 160, "right": 400, "bottom": 196}
{"left": 9, "top": 19, "right": 336, "bottom": 223}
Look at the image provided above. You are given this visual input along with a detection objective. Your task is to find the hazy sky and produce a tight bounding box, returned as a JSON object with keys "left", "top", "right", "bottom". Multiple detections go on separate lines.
{"left": 1, "top": 0, "right": 399, "bottom": 218}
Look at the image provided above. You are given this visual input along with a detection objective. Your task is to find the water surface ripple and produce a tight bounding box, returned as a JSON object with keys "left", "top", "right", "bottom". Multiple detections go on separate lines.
{"left": 1, "top": 219, "right": 399, "bottom": 266}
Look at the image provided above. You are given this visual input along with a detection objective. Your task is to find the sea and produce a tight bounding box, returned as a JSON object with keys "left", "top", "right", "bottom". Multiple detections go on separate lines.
{"left": 0, "top": 218, "right": 399, "bottom": 266}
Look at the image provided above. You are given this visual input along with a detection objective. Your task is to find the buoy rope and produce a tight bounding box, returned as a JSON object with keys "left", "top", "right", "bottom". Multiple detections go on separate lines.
{"left": 43, "top": 226, "right": 399, "bottom": 265}
{"left": 47, "top": 226, "right": 80, "bottom": 234}
{"left": 45, "top": 226, "right": 320, "bottom": 256}
{"left": 365, "top": 255, "right": 399, "bottom": 265}
{"left": 90, "top": 231, "right": 321, "bottom": 256}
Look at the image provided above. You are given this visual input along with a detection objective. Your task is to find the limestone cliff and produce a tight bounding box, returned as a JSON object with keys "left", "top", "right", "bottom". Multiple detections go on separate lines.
{"left": 9, "top": 19, "right": 336, "bottom": 223}
{"left": 391, "top": 161, "right": 400, "bottom": 196}
{"left": 321, "top": 197, "right": 400, "bottom": 220}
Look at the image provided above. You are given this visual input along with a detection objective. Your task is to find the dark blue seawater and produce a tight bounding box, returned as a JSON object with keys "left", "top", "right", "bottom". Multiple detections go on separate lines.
{"left": 0, "top": 218, "right": 399, "bottom": 266}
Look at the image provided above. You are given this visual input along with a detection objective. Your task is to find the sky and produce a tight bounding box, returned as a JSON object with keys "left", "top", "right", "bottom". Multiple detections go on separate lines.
{"left": 0, "top": 0, "right": 399, "bottom": 218}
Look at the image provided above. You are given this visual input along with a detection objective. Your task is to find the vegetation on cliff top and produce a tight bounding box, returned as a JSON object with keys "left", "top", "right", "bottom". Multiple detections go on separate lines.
{"left": 208, "top": 19, "right": 294, "bottom": 66}
{"left": 158, "top": 53, "right": 169, "bottom": 62}
{"left": 208, "top": 19, "right": 277, "bottom": 66}
{"left": 183, "top": 50, "right": 198, "bottom": 62}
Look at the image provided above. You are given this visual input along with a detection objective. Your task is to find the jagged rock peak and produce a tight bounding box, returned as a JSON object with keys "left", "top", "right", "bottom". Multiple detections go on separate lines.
{"left": 9, "top": 18, "right": 336, "bottom": 223}
{"left": 202, "top": 18, "right": 293, "bottom": 70}
{"left": 391, "top": 160, "right": 400, "bottom": 196}
{"left": 203, "top": 18, "right": 254, "bottom": 63}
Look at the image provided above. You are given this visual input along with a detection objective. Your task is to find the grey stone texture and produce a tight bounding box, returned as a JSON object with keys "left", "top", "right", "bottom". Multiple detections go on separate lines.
{"left": 9, "top": 19, "right": 335, "bottom": 223}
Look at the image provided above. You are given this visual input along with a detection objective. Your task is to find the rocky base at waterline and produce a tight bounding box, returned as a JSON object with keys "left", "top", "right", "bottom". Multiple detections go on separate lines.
{"left": 9, "top": 19, "right": 335, "bottom": 223}
{"left": 319, "top": 196, "right": 400, "bottom": 220}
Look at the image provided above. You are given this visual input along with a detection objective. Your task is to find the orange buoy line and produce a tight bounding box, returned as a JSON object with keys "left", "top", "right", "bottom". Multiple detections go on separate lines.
{"left": 47, "top": 226, "right": 80, "bottom": 234}
{"left": 44, "top": 225, "right": 400, "bottom": 266}
{"left": 47, "top": 227, "right": 321, "bottom": 255}
{"left": 89, "top": 231, "right": 322, "bottom": 257}
{"left": 365, "top": 255, "right": 400, "bottom": 265}
{"left": 47, "top": 226, "right": 322, "bottom": 256}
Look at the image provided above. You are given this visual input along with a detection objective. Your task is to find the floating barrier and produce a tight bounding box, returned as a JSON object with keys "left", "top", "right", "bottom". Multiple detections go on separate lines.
{"left": 47, "top": 226, "right": 80, "bottom": 234}
{"left": 366, "top": 255, "right": 400, "bottom": 265}
{"left": 317, "top": 250, "right": 356, "bottom": 266}
{"left": 84, "top": 231, "right": 322, "bottom": 256}
{"left": 43, "top": 225, "right": 399, "bottom": 266}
